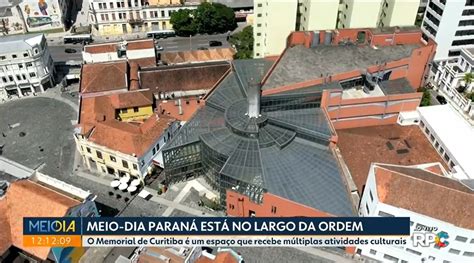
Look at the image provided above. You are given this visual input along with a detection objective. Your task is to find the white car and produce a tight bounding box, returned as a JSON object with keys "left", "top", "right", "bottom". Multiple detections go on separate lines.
{"left": 156, "top": 45, "right": 164, "bottom": 51}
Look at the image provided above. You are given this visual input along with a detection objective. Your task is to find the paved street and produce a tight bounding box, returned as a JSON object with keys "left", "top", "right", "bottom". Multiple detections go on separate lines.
{"left": 49, "top": 44, "right": 84, "bottom": 62}
{"left": 156, "top": 33, "right": 230, "bottom": 53}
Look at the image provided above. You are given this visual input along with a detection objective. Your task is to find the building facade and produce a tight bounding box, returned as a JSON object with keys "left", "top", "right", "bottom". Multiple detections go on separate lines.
{"left": 89, "top": 0, "right": 198, "bottom": 36}
{"left": 420, "top": 0, "right": 474, "bottom": 61}
{"left": 429, "top": 47, "right": 474, "bottom": 114}
{"left": 254, "top": 0, "right": 420, "bottom": 58}
{"left": 0, "top": 34, "right": 54, "bottom": 102}
{"left": 357, "top": 163, "right": 474, "bottom": 263}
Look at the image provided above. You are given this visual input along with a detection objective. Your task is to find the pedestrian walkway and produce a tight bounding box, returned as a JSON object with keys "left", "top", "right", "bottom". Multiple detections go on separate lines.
{"left": 75, "top": 169, "right": 216, "bottom": 217}
{"left": 161, "top": 179, "right": 217, "bottom": 216}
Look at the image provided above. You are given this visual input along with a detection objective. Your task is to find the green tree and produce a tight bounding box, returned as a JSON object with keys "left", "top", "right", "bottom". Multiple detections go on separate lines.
{"left": 170, "top": 9, "right": 197, "bottom": 36}
{"left": 193, "top": 2, "right": 237, "bottom": 34}
{"left": 229, "top": 26, "right": 254, "bottom": 59}
{"left": 420, "top": 87, "right": 431, "bottom": 107}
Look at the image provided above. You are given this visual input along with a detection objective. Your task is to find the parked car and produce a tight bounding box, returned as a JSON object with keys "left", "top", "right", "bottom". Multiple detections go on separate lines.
{"left": 155, "top": 45, "right": 164, "bottom": 51}
{"left": 209, "top": 40, "right": 222, "bottom": 47}
{"left": 197, "top": 47, "right": 209, "bottom": 50}
{"left": 64, "top": 48, "right": 77, "bottom": 53}
{"left": 436, "top": 95, "right": 447, "bottom": 105}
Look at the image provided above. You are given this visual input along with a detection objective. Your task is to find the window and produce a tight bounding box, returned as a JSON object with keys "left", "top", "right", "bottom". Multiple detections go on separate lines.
{"left": 448, "top": 249, "right": 460, "bottom": 255}
{"left": 155, "top": 143, "right": 160, "bottom": 151}
{"left": 12, "top": 54, "right": 17, "bottom": 59}
{"left": 161, "top": 10, "right": 165, "bottom": 17}
{"left": 112, "top": 13, "right": 116, "bottom": 20}
{"left": 257, "top": 3, "right": 262, "bottom": 7}
{"left": 0, "top": 55, "right": 5, "bottom": 60}
{"left": 257, "top": 13, "right": 262, "bottom": 17}
{"left": 369, "top": 249, "right": 376, "bottom": 255}
{"left": 257, "top": 33, "right": 261, "bottom": 36}
{"left": 257, "top": 23, "right": 261, "bottom": 27}
{"left": 420, "top": 120, "right": 425, "bottom": 128}
{"left": 1, "top": 77, "right": 6, "bottom": 82}
{"left": 110, "top": 156, "right": 116, "bottom": 162}
{"left": 132, "top": 163, "right": 138, "bottom": 170}
{"left": 133, "top": 107, "right": 139, "bottom": 113}
{"left": 459, "top": 19, "right": 474, "bottom": 27}
{"left": 23, "top": 53, "right": 28, "bottom": 57}
{"left": 471, "top": 238, "right": 474, "bottom": 243}
{"left": 452, "top": 38, "right": 474, "bottom": 46}
{"left": 26, "top": 62, "right": 33, "bottom": 67}
{"left": 428, "top": 1, "right": 443, "bottom": 16}
{"left": 463, "top": 9, "right": 474, "bottom": 16}
{"left": 455, "top": 236, "right": 468, "bottom": 242}
{"left": 378, "top": 211, "right": 394, "bottom": 217}
{"left": 152, "top": 148, "right": 156, "bottom": 155}
{"left": 121, "top": 108, "right": 128, "bottom": 114}
{"left": 444, "top": 152, "right": 450, "bottom": 162}
{"left": 110, "top": 2, "right": 113, "bottom": 8}
{"left": 122, "top": 160, "right": 129, "bottom": 168}
{"left": 369, "top": 190, "right": 374, "bottom": 202}
{"left": 86, "top": 147, "right": 91, "bottom": 153}
{"left": 18, "top": 63, "right": 23, "bottom": 68}
{"left": 256, "top": 43, "right": 260, "bottom": 47}
{"left": 229, "top": 204, "right": 235, "bottom": 209}
{"left": 29, "top": 72, "right": 36, "bottom": 77}
{"left": 448, "top": 50, "right": 461, "bottom": 57}
{"left": 271, "top": 206, "right": 277, "bottom": 214}
{"left": 383, "top": 254, "right": 398, "bottom": 262}
{"left": 425, "top": 11, "right": 440, "bottom": 26}
{"left": 16, "top": 75, "right": 21, "bottom": 81}
{"left": 463, "top": 251, "right": 474, "bottom": 257}
{"left": 440, "top": 147, "right": 445, "bottom": 154}
{"left": 22, "top": 74, "right": 26, "bottom": 80}
{"left": 96, "top": 151, "right": 103, "bottom": 159}
{"left": 406, "top": 248, "right": 422, "bottom": 256}
{"left": 8, "top": 76, "right": 13, "bottom": 82}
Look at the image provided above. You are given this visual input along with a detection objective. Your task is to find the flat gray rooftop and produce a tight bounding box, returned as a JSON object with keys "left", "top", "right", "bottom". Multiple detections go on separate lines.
{"left": 379, "top": 78, "right": 415, "bottom": 95}
{"left": 263, "top": 44, "right": 419, "bottom": 90}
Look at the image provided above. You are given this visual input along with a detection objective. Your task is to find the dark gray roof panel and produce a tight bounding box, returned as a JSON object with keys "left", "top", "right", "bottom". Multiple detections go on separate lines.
{"left": 261, "top": 139, "right": 354, "bottom": 216}
{"left": 378, "top": 78, "right": 415, "bottom": 95}
{"left": 206, "top": 73, "right": 245, "bottom": 110}
{"left": 233, "top": 59, "right": 274, "bottom": 94}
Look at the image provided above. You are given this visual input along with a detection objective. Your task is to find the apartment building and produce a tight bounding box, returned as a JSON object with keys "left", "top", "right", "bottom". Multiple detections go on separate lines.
{"left": 421, "top": 0, "right": 474, "bottom": 61}
{"left": 430, "top": 47, "right": 474, "bottom": 114}
{"left": 254, "top": 0, "right": 419, "bottom": 58}
{"left": 89, "top": 0, "right": 198, "bottom": 36}
{"left": 0, "top": 34, "right": 54, "bottom": 102}
{"left": 358, "top": 162, "right": 474, "bottom": 263}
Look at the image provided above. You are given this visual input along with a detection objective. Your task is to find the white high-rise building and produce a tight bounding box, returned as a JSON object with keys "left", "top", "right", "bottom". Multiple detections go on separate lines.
{"left": 0, "top": 34, "right": 55, "bottom": 102}
{"left": 421, "top": 0, "right": 474, "bottom": 61}
{"left": 254, "top": 0, "right": 420, "bottom": 58}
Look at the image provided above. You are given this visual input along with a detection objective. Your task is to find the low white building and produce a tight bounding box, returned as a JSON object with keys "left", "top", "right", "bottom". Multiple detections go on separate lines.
{"left": 0, "top": 34, "right": 55, "bottom": 102}
{"left": 82, "top": 39, "right": 156, "bottom": 64}
{"left": 358, "top": 162, "right": 474, "bottom": 263}
{"left": 417, "top": 104, "right": 474, "bottom": 179}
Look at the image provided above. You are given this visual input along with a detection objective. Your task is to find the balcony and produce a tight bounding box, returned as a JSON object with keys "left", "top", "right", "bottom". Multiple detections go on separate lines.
{"left": 128, "top": 18, "right": 144, "bottom": 25}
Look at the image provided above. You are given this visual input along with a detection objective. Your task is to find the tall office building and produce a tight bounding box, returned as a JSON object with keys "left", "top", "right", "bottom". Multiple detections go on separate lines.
{"left": 421, "top": 0, "right": 474, "bottom": 61}
{"left": 254, "top": 0, "right": 420, "bottom": 58}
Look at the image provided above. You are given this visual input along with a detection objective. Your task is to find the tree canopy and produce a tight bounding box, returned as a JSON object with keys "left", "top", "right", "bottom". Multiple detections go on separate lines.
{"left": 171, "top": 3, "right": 237, "bottom": 36}
{"left": 229, "top": 26, "right": 254, "bottom": 59}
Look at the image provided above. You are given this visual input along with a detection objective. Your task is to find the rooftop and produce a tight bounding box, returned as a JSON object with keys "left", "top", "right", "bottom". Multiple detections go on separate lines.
{"left": 373, "top": 163, "right": 474, "bottom": 230}
{"left": 418, "top": 104, "right": 474, "bottom": 179}
{"left": 378, "top": 78, "right": 415, "bottom": 95}
{"left": 0, "top": 34, "right": 43, "bottom": 54}
{"left": 262, "top": 44, "right": 419, "bottom": 90}
{"left": 337, "top": 124, "right": 447, "bottom": 193}
{"left": 78, "top": 92, "right": 175, "bottom": 157}
{"left": 139, "top": 62, "right": 231, "bottom": 93}
{"left": 161, "top": 48, "right": 235, "bottom": 65}
{"left": 209, "top": 0, "right": 253, "bottom": 8}
{"left": 0, "top": 180, "right": 81, "bottom": 260}
{"left": 83, "top": 39, "right": 155, "bottom": 54}
{"left": 80, "top": 61, "right": 128, "bottom": 94}
{"left": 164, "top": 59, "right": 354, "bottom": 216}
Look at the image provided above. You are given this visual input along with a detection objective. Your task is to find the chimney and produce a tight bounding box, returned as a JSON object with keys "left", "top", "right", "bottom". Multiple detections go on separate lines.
{"left": 247, "top": 78, "right": 261, "bottom": 118}
{"left": 129, "top": 62, "right": 140, "bottom": 90}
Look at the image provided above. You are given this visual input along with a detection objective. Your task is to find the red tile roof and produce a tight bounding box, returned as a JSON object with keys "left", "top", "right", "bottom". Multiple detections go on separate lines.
{"left": 0, "top": 180, "right": 80, "bottom": 259}
{"left": 374, "top": 164, "right": 474, "bottom": 229}
{"left": 80, "top": 61, "right": 128, "bottom": 94}
{"left": 158, "top": 98, "right": 203, "bottom": 121}
{"left": 78, "top": 91, "right": 175, "bottom": 157}
{"left": 337, "top": 125, "right": 447, "bottom": 193}
{"left": 84, "top": 39, "right": 154, "bottom": 54}
{"left": 161, "top": 48, "right": 235, "bottom": 64}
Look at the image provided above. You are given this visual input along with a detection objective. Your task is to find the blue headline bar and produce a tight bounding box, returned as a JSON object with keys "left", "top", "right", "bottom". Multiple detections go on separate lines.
{"left": 23, "top": 217, "right": 410, "bottom": 236}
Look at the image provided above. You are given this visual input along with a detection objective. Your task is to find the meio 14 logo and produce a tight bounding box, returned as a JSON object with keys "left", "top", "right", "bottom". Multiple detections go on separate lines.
{"left": 412, "top": 225, "right": 449, "bottom": 248}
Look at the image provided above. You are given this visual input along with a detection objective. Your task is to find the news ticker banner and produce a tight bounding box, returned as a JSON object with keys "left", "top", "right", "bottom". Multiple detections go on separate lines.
{"left": 23, "top": 217, "right": 410, "bottom": 248}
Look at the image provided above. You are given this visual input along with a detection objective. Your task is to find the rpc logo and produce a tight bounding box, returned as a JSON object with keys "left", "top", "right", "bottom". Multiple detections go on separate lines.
{"left": 413, "top": 228, "right": 449, "bottom": 248}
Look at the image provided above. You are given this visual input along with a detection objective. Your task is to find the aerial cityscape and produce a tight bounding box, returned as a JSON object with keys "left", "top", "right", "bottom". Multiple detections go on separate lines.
{"left": 0, "top": 0, "right": 474, "bottom": 263}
